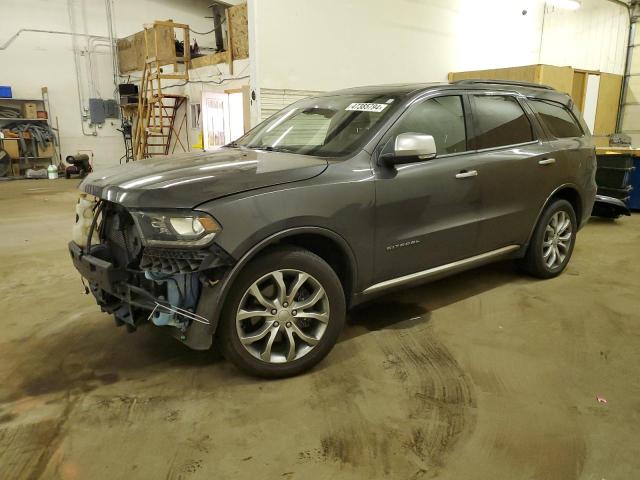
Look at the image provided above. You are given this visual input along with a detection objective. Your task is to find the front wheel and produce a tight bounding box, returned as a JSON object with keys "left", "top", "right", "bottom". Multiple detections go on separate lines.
{"left": 218, "top": 246, "right": 346, "bottom": 378}
{"left": 520, "top": 199, "right": 577, "bottom": 279}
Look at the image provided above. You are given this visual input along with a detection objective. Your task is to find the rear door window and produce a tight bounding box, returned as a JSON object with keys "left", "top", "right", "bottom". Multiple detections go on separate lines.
{"left": 471, "top": 95, "right": 534, "bottom": 149}
{"left": 387, "top": 95, "right": 468, "bottom": 155}
{"left": 528, "top": 99, "right": 583, "bottom": 138}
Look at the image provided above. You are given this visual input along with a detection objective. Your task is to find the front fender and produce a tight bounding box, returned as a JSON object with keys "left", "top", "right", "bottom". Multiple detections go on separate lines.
{"left": 206, "top": 226, "right": 358, "bottom": 337}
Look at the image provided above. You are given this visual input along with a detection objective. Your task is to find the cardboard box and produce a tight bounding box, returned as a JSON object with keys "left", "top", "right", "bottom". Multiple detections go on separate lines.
{"left": 22, "top": 102, "right": 38, "bottom": 119}
{"left": 2, "top": 139, "right": 20, "bottom": 159}
{"left": 37, "top": 142, "right": 55, "bottom": 158}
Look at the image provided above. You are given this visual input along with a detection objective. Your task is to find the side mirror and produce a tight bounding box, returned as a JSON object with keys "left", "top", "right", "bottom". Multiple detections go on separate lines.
{"left": 382, "top": 133, "right": 437, "bottom": 166}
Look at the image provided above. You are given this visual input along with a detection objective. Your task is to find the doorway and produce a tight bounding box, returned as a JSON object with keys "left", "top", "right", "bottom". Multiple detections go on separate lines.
{"left": 202, "top": 86, "right": 250, "bottom": 150}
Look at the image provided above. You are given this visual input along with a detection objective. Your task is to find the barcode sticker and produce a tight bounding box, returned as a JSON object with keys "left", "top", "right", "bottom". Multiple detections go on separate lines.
{"left": 345, "top": 103, "right": 388, "bottom": 113}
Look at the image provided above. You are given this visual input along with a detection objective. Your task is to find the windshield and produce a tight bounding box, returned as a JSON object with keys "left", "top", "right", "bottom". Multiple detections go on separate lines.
{"left": 233, "top": 93, "right": 401, "bottom": 157}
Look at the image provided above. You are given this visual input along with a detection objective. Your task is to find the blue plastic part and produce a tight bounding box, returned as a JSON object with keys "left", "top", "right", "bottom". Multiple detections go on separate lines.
{"left": 0, "top": 86, "right": 12, "bottom": 98}
{"left": 145, "top": 272, "right": 201, "bottom": 327}
{"left": 629, "top": 158, "right": 640, "bottom": 211}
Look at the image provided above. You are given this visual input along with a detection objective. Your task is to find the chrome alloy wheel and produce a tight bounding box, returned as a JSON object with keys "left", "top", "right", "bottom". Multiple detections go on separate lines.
{"left": 542, "top": 211, "right": 573, "bottom": 269}
{"left": 235, "top": 270, "right": 330, "bottom": 363}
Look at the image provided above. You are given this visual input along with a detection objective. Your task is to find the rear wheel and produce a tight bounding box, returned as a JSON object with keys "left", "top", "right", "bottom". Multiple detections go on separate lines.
{"left": 520, "top": 199, "right": 577, "bottom": 278}
{"left": 218, "top": 246, "right": 345, "bottom": 378}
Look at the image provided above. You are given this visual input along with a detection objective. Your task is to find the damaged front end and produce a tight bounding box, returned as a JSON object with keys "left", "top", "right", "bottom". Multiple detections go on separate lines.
{"left": 68, "top": 194, "right": 234, "bottom": 350}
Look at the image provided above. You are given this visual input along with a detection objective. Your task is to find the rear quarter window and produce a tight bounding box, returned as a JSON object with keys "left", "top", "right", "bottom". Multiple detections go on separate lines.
{"left": 471, "top": 95, "right": 534, "bottom": 150}
{"left": 528, "top": 99, "right": 583, "bottom": 138}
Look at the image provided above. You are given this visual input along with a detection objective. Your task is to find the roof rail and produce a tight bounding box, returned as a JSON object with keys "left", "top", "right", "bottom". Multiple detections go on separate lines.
{"left": 453, "top": 79, "right": 555, "bottom": 90}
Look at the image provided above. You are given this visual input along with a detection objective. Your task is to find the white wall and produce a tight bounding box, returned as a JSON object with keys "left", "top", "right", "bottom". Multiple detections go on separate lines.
{"left": 2, "top": 0, "right": 631, "bottom": 167}
{"left": 0, "top": 0, "right": 216, "bottom": 169}
{"left": 250, "top": 0, "right": 629, "bottom": 90}
{"left": 250, "top": 0, "right": 546, "bottom": 92}
{"left": 539, "top": 0, "right": 629, "bottom": 75}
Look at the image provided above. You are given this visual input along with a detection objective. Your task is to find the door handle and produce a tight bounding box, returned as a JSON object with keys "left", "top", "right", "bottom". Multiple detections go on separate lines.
{"left": 538, "top": 158, "right": 556, "bottom": 165}
{"left": 455, "top": 170, "right": 478, "bottom": 179}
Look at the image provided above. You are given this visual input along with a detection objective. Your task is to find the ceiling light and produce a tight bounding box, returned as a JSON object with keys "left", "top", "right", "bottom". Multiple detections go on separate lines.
{"left": 546, "top": 0, "right": 582, "bottom": 10}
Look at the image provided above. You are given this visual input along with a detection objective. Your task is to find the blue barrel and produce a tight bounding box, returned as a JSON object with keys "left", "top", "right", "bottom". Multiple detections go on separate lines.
{"left": 629, "top": 157, "right": 640, "bottom": 210}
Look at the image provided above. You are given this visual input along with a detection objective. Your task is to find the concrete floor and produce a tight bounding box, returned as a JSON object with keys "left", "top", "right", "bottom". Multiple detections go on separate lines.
{"left": 0, "top": 179, "right": 639, "bottom": 480}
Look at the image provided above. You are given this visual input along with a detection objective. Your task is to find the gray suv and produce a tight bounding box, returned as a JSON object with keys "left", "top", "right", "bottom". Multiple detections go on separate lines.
{"left": 69, "top": 80, "right": 596, "bottom": 377}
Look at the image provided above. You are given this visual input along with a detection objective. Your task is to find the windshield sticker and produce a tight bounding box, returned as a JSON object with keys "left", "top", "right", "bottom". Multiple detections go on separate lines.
{"left": 345, "top": 103, "right": 388, "bottom": 113}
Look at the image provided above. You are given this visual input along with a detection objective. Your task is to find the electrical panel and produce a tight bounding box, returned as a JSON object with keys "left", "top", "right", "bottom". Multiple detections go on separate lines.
{"left": 104, "top": 100, "right": 119, "bottom": 119}
{"left": 89, "top": 98, "right": 106, "bottom": 124}
{"left": 88, "top": 98, "right": 120, "bottom": 124}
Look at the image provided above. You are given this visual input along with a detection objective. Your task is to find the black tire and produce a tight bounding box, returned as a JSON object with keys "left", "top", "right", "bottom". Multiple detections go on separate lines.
{"left": 520, "top": 199, "right": 577, "bottom": 279}
{"left": 218, "top": 246, "right": 346, "bottom": 378}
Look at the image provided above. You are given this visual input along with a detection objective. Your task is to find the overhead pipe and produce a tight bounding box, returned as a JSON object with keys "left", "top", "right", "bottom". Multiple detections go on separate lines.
{"left": 87, "top": 42, "right": 115, "bottom": 99}
{"left": 0, "top": 29, "right": 109, "bottom": 50}
{"left": 79, "top": 0, "right": 97, "bottom": 100}
{"left": 68, "top": 0, "right": 97, "bottom": 136}
{"left": 104, "top": 0, "right": 120, "bottom": 100}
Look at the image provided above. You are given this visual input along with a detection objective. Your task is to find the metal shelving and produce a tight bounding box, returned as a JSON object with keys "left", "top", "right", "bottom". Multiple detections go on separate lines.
{"left": 0, "top": 117, "right": 48, "bottom": 122}
{"left": 0, "top": 90, "right": 58, "bottom": 176}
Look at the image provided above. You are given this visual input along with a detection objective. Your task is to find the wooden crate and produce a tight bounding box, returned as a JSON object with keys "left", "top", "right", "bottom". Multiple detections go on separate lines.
{"left": 449, "top": 64, "right": 623, "bottom": 139}
{"left": 37, "top": 142, "right": 55, "bottom": 158}
{"left": 448, "top": 64, "right": 574, "bottom": 95}
{"left": 190, "top": 3, "right": 248, "bottom": 71}
{"left": 117, "top": 23, "right": 177, "bottom": 73}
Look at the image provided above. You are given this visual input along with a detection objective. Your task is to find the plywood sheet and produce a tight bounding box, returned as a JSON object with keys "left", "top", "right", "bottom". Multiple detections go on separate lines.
{"left": 448, "top": 65, "right": 539, "bottom": 84}
{"left": 190, "top": 51, "right": 229, "bottom": 69}
{"left": 594, "top": 72, "right": 623, "bottom": 136}
{"left": 228, "top": 3, "right": 249, "bottom": 60}
{"left": 538, "top": 65, "right": 574, "bottom": 95}
{"left": 571, "top": 71, "right": 587, "bottom": 112}
{"left": 448, "top": 64, "right": 574, "bottom": 94}
{"left": 117, "top": 24, "right": 176, "bottom": 73}
{"left": 592, "top": 136, "right": 611, "bottom": 148}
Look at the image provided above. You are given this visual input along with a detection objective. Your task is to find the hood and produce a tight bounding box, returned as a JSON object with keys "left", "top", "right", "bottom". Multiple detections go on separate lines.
{"left": 80, "top": 149, "right": 328, "bottom": 209}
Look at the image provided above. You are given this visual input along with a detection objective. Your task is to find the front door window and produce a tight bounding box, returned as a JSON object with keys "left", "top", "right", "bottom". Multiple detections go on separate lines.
{"left": 383, "top": 95, "right": 468, "bottom": 155}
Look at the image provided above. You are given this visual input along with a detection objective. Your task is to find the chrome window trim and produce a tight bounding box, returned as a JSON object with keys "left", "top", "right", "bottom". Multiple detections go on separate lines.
{"left": 471, "top": 139, "right": 541, "bottom": 154}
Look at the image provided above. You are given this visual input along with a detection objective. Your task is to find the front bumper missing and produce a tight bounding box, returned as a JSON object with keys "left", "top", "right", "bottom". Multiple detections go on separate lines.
{"left": 68, "top": 241, "right": 223, "bottom": 350}
{"left": 69, "top": 241, "right": 128, "bottom": 288}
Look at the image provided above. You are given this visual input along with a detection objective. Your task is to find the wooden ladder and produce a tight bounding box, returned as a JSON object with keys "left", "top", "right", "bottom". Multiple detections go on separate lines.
{"left": 134, "top": 21, "right": 191, "bottom": 160}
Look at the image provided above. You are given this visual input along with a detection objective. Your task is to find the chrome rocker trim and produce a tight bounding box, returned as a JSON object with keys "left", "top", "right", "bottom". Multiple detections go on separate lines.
{"left": 363, "top": 245, "right": 520, "bottom": 294}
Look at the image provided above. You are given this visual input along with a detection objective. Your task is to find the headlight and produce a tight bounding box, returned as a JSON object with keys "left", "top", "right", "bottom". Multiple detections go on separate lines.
{"left": 130, "top": 210, "right": 221, "bottom": 247}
